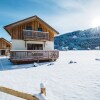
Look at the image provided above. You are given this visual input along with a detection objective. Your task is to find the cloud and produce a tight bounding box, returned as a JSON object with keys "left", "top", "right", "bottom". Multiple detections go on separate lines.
{"left": 1, "top": 0, "right": 100, "bottom": 38}
{"left": 43, "top": 0, "right": 100, "bottom": 33}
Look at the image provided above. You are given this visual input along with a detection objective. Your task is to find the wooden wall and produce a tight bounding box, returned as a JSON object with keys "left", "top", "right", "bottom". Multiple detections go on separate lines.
{"left": 0, "top": 39, "right": 11, "bottom": 49}
{"left": 9, "top": 19, "right": 54, "bottom": 41}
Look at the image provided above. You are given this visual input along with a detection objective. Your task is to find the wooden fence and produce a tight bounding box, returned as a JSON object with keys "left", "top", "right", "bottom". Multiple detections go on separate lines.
{"left": 0, "top": 83, "right": 46, "bottom": 100}
{"left": 0, "top": 86, "right": 38, "bottom": 100}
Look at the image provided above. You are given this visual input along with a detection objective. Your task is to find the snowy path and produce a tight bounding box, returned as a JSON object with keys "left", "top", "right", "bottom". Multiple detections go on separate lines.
{"left": 0, "top": 51, "right": 100, "bottom": 100}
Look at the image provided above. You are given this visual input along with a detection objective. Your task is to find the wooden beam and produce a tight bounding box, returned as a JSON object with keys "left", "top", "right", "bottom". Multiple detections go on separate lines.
{"left": 20, "top": 25, "right": 22, "bottom": 39}
{"left": 0, "top": 86, "right": 39, "bottom": 100}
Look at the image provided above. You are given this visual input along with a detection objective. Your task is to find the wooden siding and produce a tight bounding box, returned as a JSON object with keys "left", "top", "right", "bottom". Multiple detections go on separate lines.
{"left": 8, "top": 19, "right": 54, "bottom": 41}
{"left": 0, "top": 38, "right": 11, "bottom": 50}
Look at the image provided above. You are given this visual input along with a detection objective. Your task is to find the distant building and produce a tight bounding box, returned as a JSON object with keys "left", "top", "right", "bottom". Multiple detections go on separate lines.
{"left": 4, "top": 15, "right": 59, "bottom": 63}
{"left": 0, "top": 38, "right": 11, "bottom": 56}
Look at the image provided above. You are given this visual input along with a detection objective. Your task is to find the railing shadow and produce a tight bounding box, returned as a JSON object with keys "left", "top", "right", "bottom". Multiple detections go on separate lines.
{"left": 0, "top": 57, "right": 50, "bottom": 71}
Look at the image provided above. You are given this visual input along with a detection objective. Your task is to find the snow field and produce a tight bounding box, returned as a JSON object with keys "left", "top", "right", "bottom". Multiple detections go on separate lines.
{"left": 0, "top": 51, "right": 100, "bottom": 100}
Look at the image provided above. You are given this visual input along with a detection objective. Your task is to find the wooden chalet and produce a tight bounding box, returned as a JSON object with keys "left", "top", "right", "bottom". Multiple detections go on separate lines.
{"left": 0, "top": 38, "right": 11, "bottom": 56}
{"left": 4, "top": 15, "right": 59, "bottom": 63}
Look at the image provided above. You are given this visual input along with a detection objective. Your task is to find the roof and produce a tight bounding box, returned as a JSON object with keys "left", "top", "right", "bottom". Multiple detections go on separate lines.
{"left": 4, "top": 15, "right": 59, "bottom": 35}
{"left": 0, "top": 38, "right": 11, "bottom": 46}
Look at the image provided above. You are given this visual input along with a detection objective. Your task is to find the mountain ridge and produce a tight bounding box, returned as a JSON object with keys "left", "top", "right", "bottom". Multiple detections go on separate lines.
{"left": 54, "top": 27, "right": 100, "bottom": 50}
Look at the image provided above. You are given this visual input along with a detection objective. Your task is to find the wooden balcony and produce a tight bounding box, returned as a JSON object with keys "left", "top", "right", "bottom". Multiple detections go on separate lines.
{"left": 10, "top": 50, "right": 59, "bottom": 63}
{"left": 0, "top": 47, "right": 10, "bottom": 50}
{"left": 23, "top": 30, "right": 49, "bottom": 41}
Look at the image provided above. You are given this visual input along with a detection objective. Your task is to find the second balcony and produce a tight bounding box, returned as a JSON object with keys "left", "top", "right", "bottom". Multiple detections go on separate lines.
{"left": 23, "top": 30, "right": 49, "bottom": 41}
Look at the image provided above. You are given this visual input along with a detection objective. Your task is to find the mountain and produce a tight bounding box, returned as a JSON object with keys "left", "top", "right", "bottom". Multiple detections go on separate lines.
{"left": 54, "top": 27, "right": 100, "bottom": 50}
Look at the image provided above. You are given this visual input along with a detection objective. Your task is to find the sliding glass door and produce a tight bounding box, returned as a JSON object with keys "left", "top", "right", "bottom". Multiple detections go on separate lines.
{"left": 27, "top": 44, "right": 43, "bottom": 50}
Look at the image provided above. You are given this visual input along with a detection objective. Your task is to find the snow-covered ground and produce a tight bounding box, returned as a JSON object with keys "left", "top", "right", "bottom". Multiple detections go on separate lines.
{"left": 0, "top": 51, "right": 100, "bottom": 100}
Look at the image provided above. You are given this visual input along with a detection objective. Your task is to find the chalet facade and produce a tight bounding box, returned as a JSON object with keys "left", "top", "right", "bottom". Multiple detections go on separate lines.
{"left": 0, "top": 38, "right": 11, "bottom": 56}
{"left": 4, "top": 15, "right": 59, "bottom": 63}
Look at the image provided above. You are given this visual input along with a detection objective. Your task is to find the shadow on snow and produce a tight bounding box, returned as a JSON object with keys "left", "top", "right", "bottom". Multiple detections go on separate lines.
{"left": 0, "top": 57, "right": 50, "bottom": 71}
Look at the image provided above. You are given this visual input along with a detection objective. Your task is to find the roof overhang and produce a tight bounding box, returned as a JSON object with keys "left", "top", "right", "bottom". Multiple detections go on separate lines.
{"left": 0, "top": 38, "right": 11, "bottom": 46}
{"left": 4, "top": 15, "right": 59, "bottom": 36}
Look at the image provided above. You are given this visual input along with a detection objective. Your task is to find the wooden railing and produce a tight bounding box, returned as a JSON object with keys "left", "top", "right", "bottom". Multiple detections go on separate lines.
{"left": 10, "top": 50, "right": 59, "bottom": 63}
{"left": 0, "top": 47, "right": 10, "bottom": 49}
{"left": 23, "top": 30, "right": 49, "bottom": 41}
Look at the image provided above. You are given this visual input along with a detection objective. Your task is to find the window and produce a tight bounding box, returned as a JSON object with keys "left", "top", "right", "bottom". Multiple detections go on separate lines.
{"left": 38, "top": 28, "right": 42, "bottom": 31}
{"left": 27, "top": 44, "right": 43, "bottom": 50}
{"left": 6, "top": 45, "right": 9, "bottom": 47}
{"left": 26, "top": 26, "right": 32, "bottom": 30}
{"left": 1, "top": 50, "right": 5, "bottom": 55}
{"left": 25, "top": 26, "right": 32, "bottom": 36}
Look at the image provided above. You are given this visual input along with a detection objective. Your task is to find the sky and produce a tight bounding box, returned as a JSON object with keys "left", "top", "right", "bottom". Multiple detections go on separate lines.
{"left": 0, "top": 0, "right": 100, "bottom": 41}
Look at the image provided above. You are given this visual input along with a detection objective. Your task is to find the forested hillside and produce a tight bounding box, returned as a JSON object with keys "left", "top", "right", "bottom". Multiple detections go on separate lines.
{"left": 55, "top": 27, "right": 100, "bottom": 50}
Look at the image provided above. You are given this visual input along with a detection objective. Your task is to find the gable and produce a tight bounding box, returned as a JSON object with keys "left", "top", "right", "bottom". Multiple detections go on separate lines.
{"left": 0, "top": 38, "right": 11, "bottom": 45}
{"left": 0, "top": 38, "right": 11, "bottom": 49}
{"left": 4, "top": 15, "right": 59, "bottom": 36}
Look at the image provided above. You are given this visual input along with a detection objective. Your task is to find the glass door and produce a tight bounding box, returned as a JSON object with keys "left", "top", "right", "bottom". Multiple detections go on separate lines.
{"left": 27, "top": 44, "right": 43, "bottom": 50}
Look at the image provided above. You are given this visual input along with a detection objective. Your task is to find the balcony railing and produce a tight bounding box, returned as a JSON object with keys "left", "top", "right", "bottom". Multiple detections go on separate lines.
{"left": 10, "top": 50, "right": 59, "bottom": 63}
{"left": 0, "top": 47, "right": 10, "bottom": 49}
{"left": 23, "top": 30, "right": 49, "bottom": 41}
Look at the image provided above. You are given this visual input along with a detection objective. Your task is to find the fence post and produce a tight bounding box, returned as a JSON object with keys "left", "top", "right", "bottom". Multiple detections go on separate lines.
{"left": 40, "top": 83, "right": 46, "bottom": 96}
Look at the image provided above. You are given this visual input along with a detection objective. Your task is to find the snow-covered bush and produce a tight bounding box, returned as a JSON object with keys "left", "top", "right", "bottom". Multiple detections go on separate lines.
{"left": 47, "top": 62, "right": 54, "bottom": 66}
{"left": 95, "top": 46, "right": 100, "bottom": 50}
{"left": 87, "top": 48, "right": 91, "bottom": 50}
{"left": 65, "top": 46, "right": 69, "bottom": 50}
{"left": 33, "top": 62, "right": 39, "bottom": 67}
{"left": 73, "top": 35, "right": 77, "bottom": 39}
{"left": 69, "top": 60, "right": 77, "bottom": 64}
{"left": 69, "top": 60, "right": 73, "bottom": 64}
{"left": 73, "top": 48, "right": 77, "bottom": 50}
{"left": 62, "top": 47, "right": 65, "bottom": 51}
{"left": 62, "top": 46, "right": 69, "bottom": 51}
